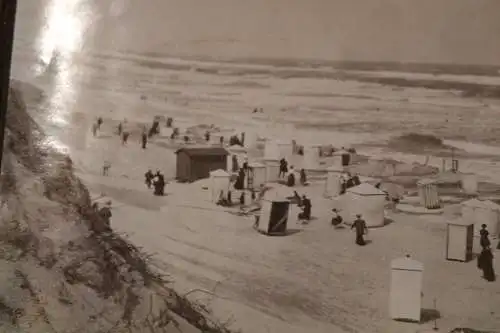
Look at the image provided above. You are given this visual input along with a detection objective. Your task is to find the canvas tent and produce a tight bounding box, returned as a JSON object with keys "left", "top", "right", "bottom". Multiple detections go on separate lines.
{"left": 257, "top": 191, "right": 290, "bottom": 235}
{"left": 263, "top": 159, "right": 280, "bottom": 183}
{"left": 342, "top": 183, "right": 386, "bottom": 227}
{"left": 209, "top": 169, "right": 231, "bottom": 203}
{"left": 461, "top": 198, "right": 500, "bottom": 238}
{"left": 226, "top": 144, "right": 247, "bottom": 172}
{"left": 461, "top": 173, "right": 478, "bottom": 195}
{"left": 324, "top": 165, "right": 343, "bottom": 197}
{"left": 247, "top": 162, "right": 266, "bottom": 189}
{"left": 264, "top": 140, "right": 280, "bottom": 160}
{"left": 303, "top": 144, "right": 321, "bottom": 170}
{"left": 276, "top": 140, "right": 294, "bottom": 160}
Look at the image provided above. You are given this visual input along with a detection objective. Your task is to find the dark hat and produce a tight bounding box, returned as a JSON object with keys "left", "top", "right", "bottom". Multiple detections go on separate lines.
{"left": 481, "top": 224, "right": 487, "bottom": 228}
{"left": 332, "top": 208, "right": 338, "bottom": 212}
{"left": 356, "top": 214, "right": 361, "bottom": 218}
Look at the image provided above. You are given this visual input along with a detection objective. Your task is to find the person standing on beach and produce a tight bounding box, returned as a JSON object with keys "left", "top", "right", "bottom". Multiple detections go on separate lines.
{"left": 141, "top": 131, "right": 148, "bottom": 149}
{"left": 480, "top": 224, "right": 491, "bottom": 250}
{"left": 478, "top": 247, "right": 496, "bottom": 282}
{"left": 122, "top": 131, "right": 130, "bottom": 145}
{"left": 352, "top": 214, "right": 368, "bottom": 246}
{"left": 97, "top": 117, "right": 103, "bottom": 130}
{"left": 117, "top": 122, "right": 123, "bottom": 136}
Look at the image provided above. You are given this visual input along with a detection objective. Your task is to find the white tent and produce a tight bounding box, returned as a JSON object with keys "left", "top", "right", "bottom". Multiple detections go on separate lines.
{"left": 461, "top": 173, "right": 478, "bottom": 195}
{"left": 276, "top": 140, "right": 294, "bottom": 160}
{"left": 324, "top": 165, "right": 344, "bottom": 197}
{"left": 461, "top": 198, "right": 500, "bottom": 238}
{"left": 342, "top": 183, "right": 386, "bottom": 227}
{"left": 263, "top": 159, "right": 280, "bottom": 183}
{"left": 209, "top": 169, "right": 231, "bottom": 203}
{"left": 247, "top": 162, "right": 266, "bottom": 189}
{"left": 303, "top": 144, "right": 321, "bottom": 169}
{"left": 263, "top": 140, "right": 280, "bottom": 160}
{"left": 226, "top": 145, "right": 247, "bottom": 171}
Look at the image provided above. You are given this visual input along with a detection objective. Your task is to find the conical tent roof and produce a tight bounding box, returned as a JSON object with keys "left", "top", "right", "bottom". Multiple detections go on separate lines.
{"left": 391, "top": 257, "right": 423, "bottom": 271}
{"left": 209, "top": 169, "right": 230, "bottom": 177}
{"left": 462, "top": 198, "right": 500, "bottom": 210}
{"left": 347, "top": 183, "right": 386, "bottom": 196}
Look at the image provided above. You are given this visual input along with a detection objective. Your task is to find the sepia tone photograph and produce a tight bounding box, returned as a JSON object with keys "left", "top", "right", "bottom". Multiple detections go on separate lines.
{"left": 0, "top": 0, "right": 499, "bottom": 332}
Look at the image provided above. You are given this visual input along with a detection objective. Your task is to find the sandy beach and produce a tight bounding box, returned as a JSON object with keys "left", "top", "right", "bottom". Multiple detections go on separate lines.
{"left": 8, "top": 43, "right": 500, "bottom": 333}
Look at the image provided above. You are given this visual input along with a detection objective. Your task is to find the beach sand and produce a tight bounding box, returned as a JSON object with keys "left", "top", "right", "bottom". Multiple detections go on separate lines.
{"left": 10, "top": 52, "right": 500, "bottom": 333}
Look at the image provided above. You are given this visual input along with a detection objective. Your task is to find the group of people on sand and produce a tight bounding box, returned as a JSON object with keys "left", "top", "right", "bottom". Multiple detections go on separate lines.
{"left": 280, "top": 158, "right": 307, "bottom": 187}
{"left": 290, "top": 190, "right": 369, "bottom": 246}
{"left": 478, "top": 224, "right": 496, "bottom": 282}
{"left": 144, "top": 169, "right": 167, "bottom": 196}
{"left": 340, "top": 172, "right": 361, "bottom": 194}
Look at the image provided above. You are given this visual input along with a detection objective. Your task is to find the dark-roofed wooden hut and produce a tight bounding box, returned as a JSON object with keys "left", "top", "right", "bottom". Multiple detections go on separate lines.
{"left": 175, "top": 147, "right": 229, "bottom": 182}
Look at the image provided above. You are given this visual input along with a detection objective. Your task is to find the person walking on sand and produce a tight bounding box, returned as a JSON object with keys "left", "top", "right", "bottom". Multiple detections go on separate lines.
{"left": 279, "top": 158, "right": 288, "bottom": 178}
{"left": 97, "top": 117, "right": 103, "bottom": 130}
{"left": 478, "top": 247, "right": 496, "bottom": 282}
{"left": 480, "top": 224, "right": 491, "bottom": 250}
{"left": 117, "top": 122, "right": 123, "bottom": 136}
{"left": 352, "top": 214, "right": 368, "bottom": 246}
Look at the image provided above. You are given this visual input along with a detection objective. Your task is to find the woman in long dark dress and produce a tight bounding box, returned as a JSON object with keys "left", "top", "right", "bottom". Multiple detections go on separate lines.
{"left": 478, "top": 247, "right": 496, "bottom": 282}
{"left": 480, "top": 224, "right": 491, "bottom": 250}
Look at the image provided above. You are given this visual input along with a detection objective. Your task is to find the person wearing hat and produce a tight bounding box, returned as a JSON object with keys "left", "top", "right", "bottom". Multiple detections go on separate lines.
{"left": 480, "top": 224, "right": 491, "bottom": 250}
{"left": 331, "top": 208, "right": 343, "bottom": 228}
{"left": 351, "top": 214, "right": 368, "bottom": 246}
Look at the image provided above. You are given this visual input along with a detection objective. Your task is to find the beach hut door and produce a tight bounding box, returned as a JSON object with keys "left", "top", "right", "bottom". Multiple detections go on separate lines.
{"left": 269, "top": 202, "right": 289, "bottom": 234}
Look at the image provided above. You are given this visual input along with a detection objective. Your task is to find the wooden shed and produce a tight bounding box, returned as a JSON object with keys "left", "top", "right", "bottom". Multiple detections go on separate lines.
{"left": 175, "top": 147, "right": 229, "bottom": 182}
{"left": 446, "top": 219, "right": 474, "bottom": 262}
{"left": 389, "top": 256, "right": 424, "bottom": 322}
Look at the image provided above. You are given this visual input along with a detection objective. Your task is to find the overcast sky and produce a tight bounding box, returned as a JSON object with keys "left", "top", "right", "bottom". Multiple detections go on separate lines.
{"left": 16, "top": 0, "right": 500, "bottom": 65}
